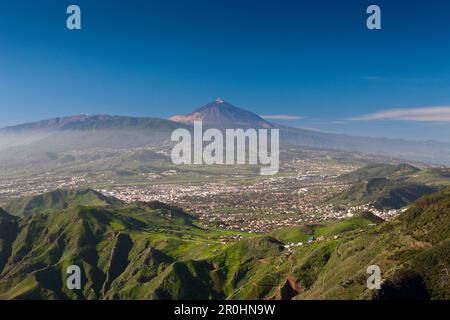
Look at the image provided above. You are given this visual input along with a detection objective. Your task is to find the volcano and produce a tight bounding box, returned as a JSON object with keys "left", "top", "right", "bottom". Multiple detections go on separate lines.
{"left": 169, "top": 99, "right": 274, "bottom": 128}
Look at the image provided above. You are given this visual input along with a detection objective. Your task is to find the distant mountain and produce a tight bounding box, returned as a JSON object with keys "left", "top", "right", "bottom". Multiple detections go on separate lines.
{"left": 170, "top": 99, "right": 274, "bottom": 128}
{"left": 0, "top": 114, "right": 109, "bottom": 133}
{"left": 278, "top": 125, "right": 450, "bottom": 165}
{"left": 0, "top": 114, "right": 184, "bottom": 133}
{"left": 2, "top": 101, "right": 450, "bottom": 166}
{"left": 168, "top": 99, "right": 450, "bottom": 165}
{"left": 0, "top": 115, "right": 188, "bottom": 152}
{"left": 0, "top": 187, "right": 448, "bottom": 299}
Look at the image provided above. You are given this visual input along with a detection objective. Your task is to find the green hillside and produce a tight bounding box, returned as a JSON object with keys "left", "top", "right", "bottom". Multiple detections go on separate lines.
{"left": 4, "top": 188, "right": 123, "bottom": 217}
{"left": 0, "top": 188, "right": 448, "bottom": 300}
{"left": 0, "top": 209, "right": 19, "bottom": 273}
{"left": 339, "top": 163, "right": 420, "bottom": 182}
{"left": 333, "top": 178, "right": 438, "bottom": 209}
{"left": 332, "top": 163, "right": 449, "bottom": 209}
{"left": 400, "top": 188, "right": 450, "bottom": 244}
{"left": 270, "top": 211, "right": 383, "bottom": 243}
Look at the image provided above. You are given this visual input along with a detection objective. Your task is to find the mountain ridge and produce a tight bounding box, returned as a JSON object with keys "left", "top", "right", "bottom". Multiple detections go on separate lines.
{"left": 3, "top": 188, "right": 123, "bottom": 217}
{"left": 2, "top": 101, "right": 450, "bottom": 165}
{"left": 331, "top": 164, "right": 449, "bottom": 209}
{"left": 0, "top": 114, "right": 186, "bottom": 133}
{"left": 0, "top": 187, "right": 448, "bottom": 299}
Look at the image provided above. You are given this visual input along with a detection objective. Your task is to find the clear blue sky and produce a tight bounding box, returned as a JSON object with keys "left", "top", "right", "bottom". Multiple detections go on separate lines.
{"left": 1, "top": 0, "right": 450, "bottom": 141}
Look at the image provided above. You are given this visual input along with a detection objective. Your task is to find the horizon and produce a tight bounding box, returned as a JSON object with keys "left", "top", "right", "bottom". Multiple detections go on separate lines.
{"left": 0, "top": 1, "right": 450, "bottom": 304}
{"left": 0, "top": 100, "right": 448, "bottom": 145}
{"left": 1, "top": 0, "right": 450, "bottom": 142}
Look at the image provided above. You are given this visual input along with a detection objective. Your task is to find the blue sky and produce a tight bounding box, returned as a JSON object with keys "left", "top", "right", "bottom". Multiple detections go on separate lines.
{"left": 1, "top": 0, "right": 450, "bottom": 141}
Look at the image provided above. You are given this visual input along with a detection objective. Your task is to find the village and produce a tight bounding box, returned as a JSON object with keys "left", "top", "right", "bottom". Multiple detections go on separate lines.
{"left": 100, "top": 174, "right": 402, "bottom": 233}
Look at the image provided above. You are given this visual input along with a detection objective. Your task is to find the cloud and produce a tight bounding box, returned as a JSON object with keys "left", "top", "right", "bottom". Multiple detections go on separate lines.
{"left": 260, "top": 114, "right": 303, "bottom": 120}
{"left": 361, "top": 76, "right": 384, "bottom": 81}
{"left": 349, "top": 106, "right": 450, "bottom": 122}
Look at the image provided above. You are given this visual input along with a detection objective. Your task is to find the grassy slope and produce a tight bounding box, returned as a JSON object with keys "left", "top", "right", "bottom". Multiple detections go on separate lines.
{"left": 333, "top": 164, "right": 449, "bottom": 209}
{"left": 338, "top": 163, "right": 420, "bottom": 182}
{"left": 270, "top": 211, "right": 383, "bottom": 243}
{"left": 3, "top": 188, "right": 123, "bottom": 217}
{"left": 0, "top": 193, "right": 243, "bottom": 299}
{"left": 0, "top": 188, "right": 448, "bottom": 300}
{"left": 296, "top": 189, "right": 450, "bottom": 299}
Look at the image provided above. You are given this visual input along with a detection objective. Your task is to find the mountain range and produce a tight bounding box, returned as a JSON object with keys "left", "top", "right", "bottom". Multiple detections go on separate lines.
{"left": 1, "top": 100, "right": 450, "bottom": 166}
{"left": 1, "top": 100, "right": 449, "bottom": 300}
{"left": 0, "top": 187, "right": 448, "bottom": 299}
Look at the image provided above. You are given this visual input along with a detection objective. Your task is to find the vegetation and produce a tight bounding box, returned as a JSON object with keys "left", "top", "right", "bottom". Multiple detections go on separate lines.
{"left": 332, "top": 163, "right": 449, "bottom": 209}
{"left": 4, "top": 189, "right": 123, "bottom": 217}
{"left": 0, "top": 187, "right": 448, "bottom": 300}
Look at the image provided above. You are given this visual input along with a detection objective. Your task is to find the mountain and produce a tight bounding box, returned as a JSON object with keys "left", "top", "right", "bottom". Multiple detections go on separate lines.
{"left": 0, "top": 115, "right": 189, "bottom": 180}
{"left": 331, "top": 164, "right": 447, "bottom": 209}
{"left": 333, "top": 178, "right": 439, "bottom": 209}
{"left": 0, "top": 189, "right": 224, "bottom": 299}
{"left": 2, "top": 101, "right": 450, "bottom": 171}
{"left": 372, "top": 189, "right": 450, "bottom": 300}
{"left": 170, "top": 99, "right": 274, "bottom": 128}
{"left": 0, "top": 114, "right": 188, "bottom": 152}
{"left": 4, "top": 188, "right": 123, "bottom": 217}
{"left": 0, "top": 208, "right": 18, "bottom": 273}
{"left": 0, "top": 187, "right": 448, "bottom": 300}
{"left": 0, "top": 114, "right": 185, "bottom": 134}
{"left": 278, "top": 126, "right": 450, "bottom": 165}
{"left": 338, "top": 163, "right": 421, "bottom": 182}
{"left": 270, "top": 211, "right": 384, "bottom": 244}
{"left": 400, "top": 188, "right": 450, "bottom": 244}
{"left": 169, "top": 100, "right": 450, "bottom": 165}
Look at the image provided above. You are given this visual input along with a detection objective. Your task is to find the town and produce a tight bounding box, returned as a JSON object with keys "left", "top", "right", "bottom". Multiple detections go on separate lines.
{"left": 0, "top": 147, "right": 405, "bottom": 234}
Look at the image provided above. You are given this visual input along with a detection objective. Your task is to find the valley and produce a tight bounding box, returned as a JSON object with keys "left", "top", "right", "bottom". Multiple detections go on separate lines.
{"left": 2, "top": 0, "right": 450, "bottom": 303}
{"left": 0, "top": 187, "right": 448, "bottom": 299}
{"left": 0, "top": 102, "right": 449, "bottom": 300}
{"left": 0, "top": 145, "right": 431, "bottom": 233}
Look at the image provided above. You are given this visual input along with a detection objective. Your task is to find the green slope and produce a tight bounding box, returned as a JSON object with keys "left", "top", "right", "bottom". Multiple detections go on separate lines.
{"left": 339, "top": 163, "right": 420, "bottom": 182}
{"left": 4, "top": 188, "right": 123, "bottom": 217}
{"left": 0, "top": 189, "right": 244, "bottom": 299}
{"left": 332, "top": 163, "right": 449, "bottom": 209}
{"left": 0, "top": 188, "right": 448, "bottom": 300}
{"left": 270, "top": 211, "right": 383, "bottom": 243}
{"left": 333, "top": 177, "right": 438, "bottom": 209}
{"left": 294, "top": 189, "right": 450, "bottom": 300}
{"left": 0, "top": 208, "right": 19, "bottom": 274}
